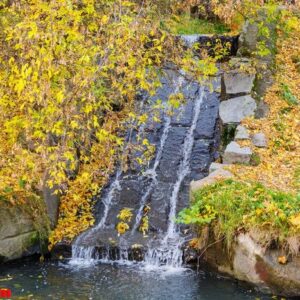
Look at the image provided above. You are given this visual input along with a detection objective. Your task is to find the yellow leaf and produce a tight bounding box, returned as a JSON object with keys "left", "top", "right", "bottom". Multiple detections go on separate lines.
{"left": 290, "top": 214, "right": 300, "bottom": 228}
{"left": 278, "top": 256, "right": 287, "bottom": 265}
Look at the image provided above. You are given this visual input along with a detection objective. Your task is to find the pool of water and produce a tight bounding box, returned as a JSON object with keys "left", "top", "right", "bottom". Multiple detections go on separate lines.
{"left": 0, "top": 259, "right": 271, "bottom": 300}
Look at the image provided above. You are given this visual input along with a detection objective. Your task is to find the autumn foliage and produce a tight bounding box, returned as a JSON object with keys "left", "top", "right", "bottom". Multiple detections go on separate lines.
{"left": 0, "top": 0, "right": 210, "bottom": 246}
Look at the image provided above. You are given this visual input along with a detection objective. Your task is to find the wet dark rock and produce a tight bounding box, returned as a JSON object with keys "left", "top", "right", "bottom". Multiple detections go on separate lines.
{"left": 51, "top": 242, "right": 72, "bottom": 259}
{"left": 190, "top": 140, "right": 213, "bottom": 178}
{"left": 175, "top": 182, "right": 191, "bottom": 215}
{"left": 157, "top": 127, "right": 187, "bottom": 183}
{"left": 104, "top": 179, "right": 147, "bottom": 227}
{"left": 194, "top": 93, "right": 220, "bottom": 140}
{"left": 148, "top": 182, "right": 174, "bottom": 233}
{"left": 171, "top": 100, "right": 194, "bottom": 127}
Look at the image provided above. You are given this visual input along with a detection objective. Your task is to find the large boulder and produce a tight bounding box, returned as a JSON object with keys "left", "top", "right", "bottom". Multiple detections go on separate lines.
{"left": 203, "top": 232, "right": 300, "bottom": 297}
{"left": 219, "top": 95, "right": 257, "bottom": 124}
{"left": 0, "top": 205, "right": 40, "bottom": 262}
{"left": 223, "top": 141, "right": 252, "bottom": 165}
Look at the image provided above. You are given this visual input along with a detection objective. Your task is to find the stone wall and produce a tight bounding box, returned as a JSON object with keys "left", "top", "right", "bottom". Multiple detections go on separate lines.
{"left": 188, "top": 8, "right": 300, "bottom": 297}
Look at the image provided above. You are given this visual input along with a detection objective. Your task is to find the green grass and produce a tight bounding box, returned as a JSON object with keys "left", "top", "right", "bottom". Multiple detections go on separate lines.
{"left": 281, "top": 83, "right": 299, "bottom": 106}
{"left": 178, "top": 180, "right": 300, "bottom": 249}
{"left": 163, "top": 14, "right": 230, "bottom": 35}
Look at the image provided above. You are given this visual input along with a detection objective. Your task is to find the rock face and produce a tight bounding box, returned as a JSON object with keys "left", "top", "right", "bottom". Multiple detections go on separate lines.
{"left": 223, "top": 141, "right": 252, "bottom": 165}
{"left": 252, "top": 132, "right": 268, "bottom": 148}
{"left": 0, "top": 205, "right": 40, "bottom": 262}
{"left": 219, "top": 95, "right": 257, "bottom": 124}
{"left": 203, "top": 232, "right": 300, "bottom": 297}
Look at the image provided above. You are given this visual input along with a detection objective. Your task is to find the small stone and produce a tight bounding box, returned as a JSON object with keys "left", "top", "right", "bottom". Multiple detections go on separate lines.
{"left": 179, "top": 34, "right": 201, "bottom": 47}
{"left": 252, "top": 133, "right": 268, "bottom": 148}
{"left": 235, "top": 125, "right": 250, "bottom": 140}
{"left": 190, "top": 168, "right": 233, "bottom": 192}
{"left": 255, "top": 100, "right": 269, "bottom": 119}
{"left": 223, "top": 141, "right": 252, "bottom": 165}
{"left": 209, "top": 162, "right": 225, "bottom": 174}
{"left": 224, "top": 71, "right": 255, "bottom": 95}
{"left": 219, "top": 95, "right": 257, "bottom": 124}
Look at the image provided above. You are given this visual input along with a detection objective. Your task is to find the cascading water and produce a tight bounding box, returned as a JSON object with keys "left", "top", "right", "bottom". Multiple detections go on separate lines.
{"left": 131, "top": 115, "right": 171, "bottom": 234}
{"left": 70, "top": 69, "right": 220, "bottom": 271}
{"left": 132, "top": 76, "right": 184, "bottom": 234}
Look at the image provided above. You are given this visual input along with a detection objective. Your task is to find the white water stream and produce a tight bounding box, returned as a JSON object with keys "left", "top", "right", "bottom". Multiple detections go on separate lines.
{"left": 144, "top": 87, "right": 205, "bottom": 269}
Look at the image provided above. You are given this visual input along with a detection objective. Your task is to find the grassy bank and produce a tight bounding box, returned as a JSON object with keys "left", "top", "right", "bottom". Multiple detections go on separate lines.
{"left": 178, "top": 180, "right": 300, "bottom": 249}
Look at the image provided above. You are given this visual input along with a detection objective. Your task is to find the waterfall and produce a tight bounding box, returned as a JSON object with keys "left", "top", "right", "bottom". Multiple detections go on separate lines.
{"left": 144, "top": 87, "right": 205, "bottom": 269}
{"left": 69, "top": 70, "right": 218, "bottom": 271}
{"left": 165, "top": 87, "right": 204, "bottom": 240}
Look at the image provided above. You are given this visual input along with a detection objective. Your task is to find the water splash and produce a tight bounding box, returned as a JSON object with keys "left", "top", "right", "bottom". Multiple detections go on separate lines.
{"left": 70, "top": 246, "right": 99, "bottom": 267}
{"left": 71, "top": 168, "right": 122, "bottom": 251}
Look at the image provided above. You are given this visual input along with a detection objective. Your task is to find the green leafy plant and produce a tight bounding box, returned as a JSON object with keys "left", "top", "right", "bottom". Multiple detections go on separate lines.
{"left": 280, "top": 83, "right": 299, "bottom": 106}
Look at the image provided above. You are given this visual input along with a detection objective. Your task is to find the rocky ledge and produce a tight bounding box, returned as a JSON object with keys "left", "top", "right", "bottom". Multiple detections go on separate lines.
{"left": 203, "top": 232, "right": 300, "bottom": 297}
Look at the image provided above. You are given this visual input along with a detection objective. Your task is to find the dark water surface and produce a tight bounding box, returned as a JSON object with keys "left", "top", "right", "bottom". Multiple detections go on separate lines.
{"left": 0, "top": 259, "right": 273, "bottom": 300}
